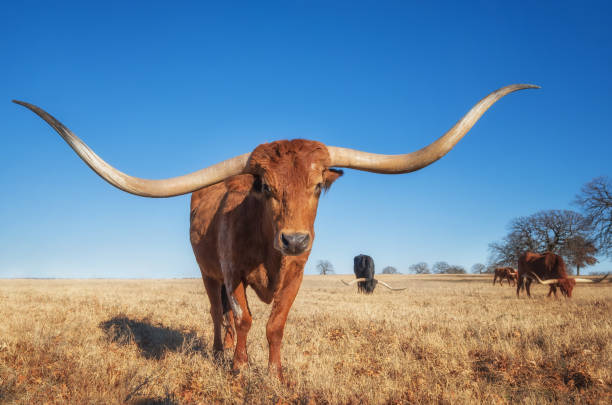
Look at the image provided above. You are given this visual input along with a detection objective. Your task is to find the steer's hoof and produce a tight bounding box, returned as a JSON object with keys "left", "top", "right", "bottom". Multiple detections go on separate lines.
{"left": 231, "top": 358, "right": 248, "bottom": 375}
{"left": 268, "top": 365, "right": 284, "bottom": 381}
{"left": 231, "top": 364, "right": 248, "bottom": 379}
{"left": 212, "top": 349, "right": 228, "bottom": 365}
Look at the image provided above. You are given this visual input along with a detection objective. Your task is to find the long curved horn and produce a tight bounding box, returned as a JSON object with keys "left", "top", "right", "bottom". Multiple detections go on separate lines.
{"left": 327, "top": 84, "right": 539, "bottom": 173}
{"left": 341, "top": 278, "right": 368, "bottom": 286}
{"left": 573, "top": 273, "right": 609, "bottom": 283}
{"left": 13, "top": 101, "right": 250, "bottom": 197}
{"left": 376, "top": 279, "right": 407, "bottom": 291}
{"left": 526, "top": 272, "right": 559, "bottom": 285}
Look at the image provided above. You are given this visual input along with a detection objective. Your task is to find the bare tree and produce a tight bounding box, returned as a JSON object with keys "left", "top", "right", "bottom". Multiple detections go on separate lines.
{"left": 575, "top": 176, "right": 612, "bottom": 257}
{"left": 316, "top": 260, "right": 334, "bottom": 275}
{"left": 530, "top": 210, "right": 588, "bottom": 251}
{"left": 471, "top": 263, "right": 486, "bottom": 274}
{"left": 430, "top": 262, "right": 466, "bottom": 274}
{"left": 446, "top": 265, "right": 466, "bottom": 274}
{"left": 562, "top": 235, "right": 598, "bottom": 275}
{"left": 488, "top": 236, "right": 522, "bottom": 268}
{"left": 382, "top": 266, "right": 399, "bottom": 274}
{"left": 432, "top": 261, "right": 450, "bottom": 274}
{"left": 488, "top": 209, "right": 591, "bottom": 268}
{"left": 483, "top": 265, "right": 496, "bottom": 274}
{"left": 409, "top": 262, "right": 430, "bottom": 274}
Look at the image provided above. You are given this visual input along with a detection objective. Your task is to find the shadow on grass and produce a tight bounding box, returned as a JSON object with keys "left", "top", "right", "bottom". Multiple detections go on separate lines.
{"left": 131, "top": 395, "right": 179, "bottom": 405}
{"left": 99, "top": 315, "right": 208, "bottom": 360}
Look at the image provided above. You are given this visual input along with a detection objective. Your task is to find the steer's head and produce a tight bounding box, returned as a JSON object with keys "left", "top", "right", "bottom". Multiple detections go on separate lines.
{"left": 528, "top": 270, "right": 610, "bottom": 298}
{"left": 557, "top": 278, "right": 575, "bottom": 298}
{"left": 247, "top": 140, "right": 343, "bottom": 256}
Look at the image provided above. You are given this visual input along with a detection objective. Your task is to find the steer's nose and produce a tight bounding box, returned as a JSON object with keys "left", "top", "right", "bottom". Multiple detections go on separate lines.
{"left": 280, "top": 232, "right": 310, "bottom": 255}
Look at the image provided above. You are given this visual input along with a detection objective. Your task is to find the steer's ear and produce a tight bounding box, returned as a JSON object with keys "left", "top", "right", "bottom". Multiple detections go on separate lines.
{"left": 323, "top": 168, "right": 343, "bottom": 191}
{"left": 222, "top": 174, "right": 256, "bottom": 211}
{"left": 225, "top": 174, "right": 255, "bottom": 194}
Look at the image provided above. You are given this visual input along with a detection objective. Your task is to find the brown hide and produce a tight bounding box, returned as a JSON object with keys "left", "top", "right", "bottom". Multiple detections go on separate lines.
{"left": 517, "top": 252, "right": 575, "bottom": 298}
{"left": 190, "top": 140, "right": 342, "bottom": 378}
{"left": 493, "top": 267, "right": 517, "bottom": 286}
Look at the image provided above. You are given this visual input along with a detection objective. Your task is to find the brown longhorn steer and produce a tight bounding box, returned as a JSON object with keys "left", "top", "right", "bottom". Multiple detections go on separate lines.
{"left": 493, "top": 267, "right": 517, "bottom": 286}
{"left": 14, "top": 84, "right": 537, "bottom": 379}
{"left": 517, "top": 252, "right": 608, "bottom": 298}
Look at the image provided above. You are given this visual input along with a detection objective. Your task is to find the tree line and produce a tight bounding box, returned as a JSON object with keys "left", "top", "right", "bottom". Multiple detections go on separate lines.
{"left": 316, "top": 259, "right": 400, "bottom": 275}
{"left": 316, "top": 176, "right": 611, "bottom": 276}
{"left": 412, "top": 177, "right": 610, "bottom": 275}
{"left": 487, "top": 176, "right": 610, "bottom": 275}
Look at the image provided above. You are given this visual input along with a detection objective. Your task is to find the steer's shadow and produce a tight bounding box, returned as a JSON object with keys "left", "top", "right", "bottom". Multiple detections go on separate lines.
{"left": 99, "top": 315, "right": 207, "bottom": 360}
{"left": 132, "top": 397, "right": 178, "bottom": 405}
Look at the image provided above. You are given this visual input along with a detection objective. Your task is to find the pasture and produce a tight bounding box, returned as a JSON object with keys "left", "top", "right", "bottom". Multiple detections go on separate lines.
{"left": 1, "top": 275, "right": 610, "bottom": 404}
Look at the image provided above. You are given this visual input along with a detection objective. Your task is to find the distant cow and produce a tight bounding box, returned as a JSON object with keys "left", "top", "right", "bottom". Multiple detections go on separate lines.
{"left": 341, "top": 254, "right": 406, "bottom": 293}
{"left": 493, "top": 267, "right": 517, "bottom": 286}
{"left": 353, "top": 254, "right": 377, "bottom": 293}
{"left": 517, "top": 252, "right": 608, "bottom": 298}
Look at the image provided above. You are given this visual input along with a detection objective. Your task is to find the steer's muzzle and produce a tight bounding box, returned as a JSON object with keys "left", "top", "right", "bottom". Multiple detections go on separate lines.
{"left": 279, "top": 232, "right": 310, "bottom": 255}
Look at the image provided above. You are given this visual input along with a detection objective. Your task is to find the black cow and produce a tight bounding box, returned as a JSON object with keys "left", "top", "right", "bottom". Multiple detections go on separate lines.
{"left": 353, "top": 254, "right": 377, "bottom": 294}
{"left": 341, "top": 254, "right": 407, "bottom": 293}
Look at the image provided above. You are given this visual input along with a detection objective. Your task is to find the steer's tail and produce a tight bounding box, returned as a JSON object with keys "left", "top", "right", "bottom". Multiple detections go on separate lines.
{"left": 221, "top": 284, "right": 231, "bottom": 314}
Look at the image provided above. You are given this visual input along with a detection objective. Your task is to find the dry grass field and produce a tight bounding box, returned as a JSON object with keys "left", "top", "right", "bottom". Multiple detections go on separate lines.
{"left": 1, "top": 274, "right": 611, "bottom": 404}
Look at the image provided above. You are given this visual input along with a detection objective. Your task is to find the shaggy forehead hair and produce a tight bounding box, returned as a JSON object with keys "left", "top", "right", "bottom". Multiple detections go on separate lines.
{"left": 247, "top": 139, "right": 331, "bottom": 179}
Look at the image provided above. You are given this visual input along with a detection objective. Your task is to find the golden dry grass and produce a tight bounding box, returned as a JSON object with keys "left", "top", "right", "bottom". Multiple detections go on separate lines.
{"left": 1, "top": 274, "right": 611, "bottom": 404}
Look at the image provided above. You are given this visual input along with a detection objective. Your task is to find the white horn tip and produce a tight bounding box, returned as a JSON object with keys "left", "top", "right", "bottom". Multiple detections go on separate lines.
{"left": 511, "top": 84, "right": 540, "bottom": 90}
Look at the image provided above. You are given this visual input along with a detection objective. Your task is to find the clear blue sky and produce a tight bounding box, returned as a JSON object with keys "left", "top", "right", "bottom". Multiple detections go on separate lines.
{"left": 1, "top": 1, "right": 610, "bottom": 277}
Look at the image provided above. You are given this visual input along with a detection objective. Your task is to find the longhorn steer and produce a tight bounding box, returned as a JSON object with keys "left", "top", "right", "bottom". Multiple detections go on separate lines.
{"left": 493, "top": 267, "right": 517, "bottom": 286}
{"left": 353, "top": 254, "right": 376, "bottom": 293}
{"left": 341, "top": 254, "right": 405, "bottom": 293}
{"left": 14, "top": 84, "right": 537, "bottom": 379}
{"left": 517, "top": 252, "right": 608, "bottom": 298}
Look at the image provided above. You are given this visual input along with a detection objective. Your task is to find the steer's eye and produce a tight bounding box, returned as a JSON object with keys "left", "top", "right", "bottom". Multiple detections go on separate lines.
{"left": 262, "top": 182, "right": 272, "bottom": 196}
{"left": 253, "top": 175, "right": 272, "bottom": 197}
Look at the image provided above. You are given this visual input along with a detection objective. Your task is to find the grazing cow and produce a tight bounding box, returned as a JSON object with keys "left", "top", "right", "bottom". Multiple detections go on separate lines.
{"left": 493, "top": 267, "right": 517, "bottom": 286}
{"left": 14, "top": 84, "right": 537, "bottom": 379}
{"left": 353, "top": 254, "right": 376, "bottom": 293}
{"left": 341, "top": 254, "right": 405, "bottom": 293}
{"left": 517, "top": 252, "right": 608, "bottom": 298}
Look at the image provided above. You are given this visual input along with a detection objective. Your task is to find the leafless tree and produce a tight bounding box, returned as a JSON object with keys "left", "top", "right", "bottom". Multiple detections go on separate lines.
{"left": 431, "top": 261, "right": 465, "bottom": 274}
{"left": 483, "top": 265, "right": 496, "bottom": 274}
{"left": 488, "top": 230, "right": 531, "bottom": 267}
{"left": 531, "top": 210, "right": 588, "bottom": 251}
{"left": 382, "top": 266, "right": 399, "bottom": 274}
{"left": 445, "top": 265, "right": 466, "bottom": 274}
{"left": 562, "top": 235, "right": 598, "bottom": 275}
{"left": 488, "top": 209, "right": 591, "bottom": 268}
{"left": 471, "top": 263, "right": 486, "bottom": 274}
{"left": 409, "top": 262, "right": 430, "bottom": 274}
{"left": 316, "top": 260, "right": 334, "bottom": 275}
{"left": 432, "top": 261, "right": 450, "bottom": 274}
{"left": 575, "top": 176, "right": 612, "bottom": 257}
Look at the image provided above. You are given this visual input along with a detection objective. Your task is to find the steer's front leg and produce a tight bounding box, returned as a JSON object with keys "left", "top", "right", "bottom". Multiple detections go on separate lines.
{"left": 266, "top": 263, "right": 304, "bottom": 380}
{"left": 226, "top": 282, "right": 252, "bottom": 372}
